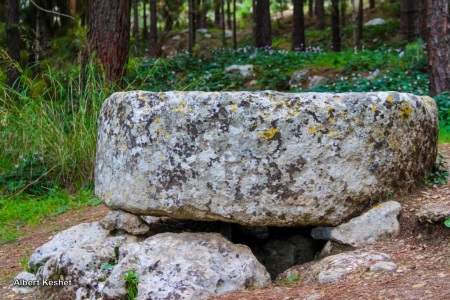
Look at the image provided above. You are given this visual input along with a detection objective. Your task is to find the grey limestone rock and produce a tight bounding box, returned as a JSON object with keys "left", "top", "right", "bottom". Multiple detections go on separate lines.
{"left": 28, "top": 222, "right": 109, "bottom": 271}
{"left": 308, "top": 76, "right": 326, "bottom": 88}
{"left": 102, "top": 232, "right": 271, "bottom": 300}
{"left": 370, "top": 261, "right": 397, "bottom": 272}
{"left": 311, "top": 201, "right": 402, "bottom": 247}
{"left": 33, "top": 235, "right": 137, "bottom": 300}
{"left": 289, "top": 69, "right": 309, "bottom": 88}
{"left": 277, "top": 250, "right": 391, "bottom": 284}
{"left": 100, "top": 210, "right": 150, "bottom": 235}
{"left": 224, "top": 65, "right": 254, "bottom": 78}
{"left": 10, "top": 272, "right": 38, "bottom": 294}
{"left": 365, "top": 18, "right": 387, "bottom": 26}
{"left": 416, "top": 202, "right": 450, "bottom": 223}
{"left": 95, "top": 91, "right": 438, "bottom": 226}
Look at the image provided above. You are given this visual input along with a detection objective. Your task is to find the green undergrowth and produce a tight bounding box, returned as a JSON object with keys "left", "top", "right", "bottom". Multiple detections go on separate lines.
{"left": 0, "top": 189, "right": 101, "bottom": 243}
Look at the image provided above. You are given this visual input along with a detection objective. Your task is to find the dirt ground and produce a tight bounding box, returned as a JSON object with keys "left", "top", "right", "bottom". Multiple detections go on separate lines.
{"left": 1, "top": 145, "right": 450, "bottom": 300}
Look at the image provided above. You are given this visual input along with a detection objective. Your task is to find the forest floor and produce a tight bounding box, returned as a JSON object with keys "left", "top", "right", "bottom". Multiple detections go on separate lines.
{"left": 1, "top": 145, "right": 450, "bottom": 300}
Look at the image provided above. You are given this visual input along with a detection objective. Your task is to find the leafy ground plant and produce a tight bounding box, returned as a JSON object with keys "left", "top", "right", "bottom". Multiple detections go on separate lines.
{"left": 425, "top": 152, "right": 449, "bottom": 187}
{"left": 123, "top": 270, "right": 139, "bottom": 300}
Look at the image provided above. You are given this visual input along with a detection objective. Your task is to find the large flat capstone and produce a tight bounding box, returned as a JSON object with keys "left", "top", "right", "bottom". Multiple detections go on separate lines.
{"left": 95, "top": 91, "right": 438, "bottom": 226}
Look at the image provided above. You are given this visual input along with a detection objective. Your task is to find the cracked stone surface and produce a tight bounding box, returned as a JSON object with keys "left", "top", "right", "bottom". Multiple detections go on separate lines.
{"left": 95, "top": 91, "right": 438, "bottom": 226}
{"left": 102, "top": 232, "right": 271, "bottom": 300}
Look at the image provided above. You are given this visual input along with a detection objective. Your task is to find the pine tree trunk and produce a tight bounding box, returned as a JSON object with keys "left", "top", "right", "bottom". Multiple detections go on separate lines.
{"left": 86, "top": 0, "right": 131, "bottom": 81}
{"left": 198, "top": 0, "right": 209, "bottom": 28}
{"left": 357, "top": 0, "right": 363, "bottom": 43}
{"left": 215, "top": 0, "right": 221, "bottom": 27}
{"left": 227, "top": 0, "right": 232, "bottom": 29}
{"left": 189, "top": 0, "right": 196, "bottom": 54}
{"left": 340, "top": 0, "right": 346, "bottom": 28}
{"left": 315, "top": 0, "right": 325, "bottom": 30}
{"left": 5, "top": 0, "right": 20, "bottom": 87}
{"left": 308, "top": 0, "right": 314, "bottom": 17}
{"left": 351, "top": 0, "right": 359, "bottom": 49}
{"left": 254, "top": 0, "right": 272, "bottom": 47}
{"left": 292, "top": 0, "right": 306, "bottom": 51}
{"left": 143, "top": 0, "right": 148, "bottom": 42}
{"left": 424, "top": 0, "right": 450, "bottom": 95}
{"left": 233, "top": 0, "right": 237, "bottom": 49}
{"left": 369, "top": 0, "right": 375, "bottom": 8}
{"left": 403, "top": 0, "right": 419, "bottom": 41}
{"left": 149, "top": 0, "right": 158, "bottom": 56}
{"left": 221, "top": 0, "right": 227, "bottom": 48}
{"left": 331, "top": 0, "right": 341, "bottom": 52}
{"left": 133, "top": 0, "right": 139, "bottom": 53}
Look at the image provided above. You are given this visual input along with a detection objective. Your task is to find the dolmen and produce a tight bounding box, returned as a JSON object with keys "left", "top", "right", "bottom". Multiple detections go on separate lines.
{"left": 14, "top": 91, "right": 438, "bottom": 299}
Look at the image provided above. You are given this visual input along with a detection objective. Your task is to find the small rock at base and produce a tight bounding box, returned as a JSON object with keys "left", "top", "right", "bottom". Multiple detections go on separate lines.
{"left": 370, "top": 261, "right": 397, "bottom": 272}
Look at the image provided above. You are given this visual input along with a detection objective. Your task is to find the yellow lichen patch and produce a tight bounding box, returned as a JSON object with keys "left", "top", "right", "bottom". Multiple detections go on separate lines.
{"left": 354, "top": 119, "right": 361, "bottom": 125}
{"left": 157, "top": 128, "right": 162, "bottom": 134}
{"left": 259, "top": 128, "right": 279, "bottom": 141}
{"left": 308, "top": 125, "right": 324, "bottom": 135}
{"left": 159, "top": 155, "right": 165, "bottom": 161}
{"left": 155, "top": 116, "right": 161, "bottom": 123}
{"left": 386, "top": 94, "right": 394, "bottom": 105}
{"left": 390, "top": 137, "right": 398, "bottom": 150}
{"left": 398, "top": 102, "right": 413, "bottom": 120}
{"left": 328, "top": 117, "right": 335, "bottom": 125}
{"left": 230, "top": 104, "right": 238, "bottom": 113}
{"left": 260, "top": 112, "right": 272, "bottom": 119}
{"left": 173, "top": 106, "right": 185, "bottom": 114}
{"left": 337, "top": 112, "right": 348, "bottom": 119}
{"left": 165, "top": 134, "right": 171, "bottom": 139}
{"left": 327, "top": 130, "right": 341, "bottom": 139}
{"left": 374, "top": 204, "right": 382, "bottom": 209}
{"left": 371, "top": 103, "right": 378, "bottom": 112}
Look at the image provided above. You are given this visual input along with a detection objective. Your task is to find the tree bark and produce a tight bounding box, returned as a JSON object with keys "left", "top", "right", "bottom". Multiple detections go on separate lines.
{"left": 5, "top": 0, "right": 21, "bottom": 87}
{"left": 308, "top": 0, "right": 314, "bottom": 17}
{"left": 86, "top": 0, "right": 132, "bottom": 81}
{"left": 331, "top": 0, "right": 341, "bottom": 52}
{"left": 340, "top": 0, "right": 346, "bottom": 28}
{"left": 198, "top": 0, "right": 209, "bottom": 28}
{"left": 292, "top": 0, "right": 306, "bottom": 51}
{"left": 143, "top": 0, "right": 148, "bottom": 42}
{"left": 221, "top": 0, "right": 227, "bottom": 48}
{"left": 133, "top": 0, "right": 139, "bottom": 53}
{"left": 254, "top": 0, "right": 272, "bottom": 48}
{"left": 351, "top": 0, "right": 359, "bottom": 49}
{"left": 188, "top": 0, "right": 196, "bottom": 54}
{"left": 233, "top": 0, "right": 237, "bottom": 49}
{"left": 423, "top": 0, "right": 450, "bottom": 95}
{"left": 369, "top": 0, "right": 375, "bottom": 8}
{"left": 227, "top": 0, "right": 232, "bottom": 29}
{"left": 149, "top": 0, "right": 158, "bottom": 56}
{"left": 315, "top": 0, "right": 325, "bottom": 30}
{"left": 408, "top": 0, "right": 420, "bottom": 41}
{"left": 215, "top": 0, "right": 221, "bottom": 27}
{"left": 357, "top": 0, "right": 363, "bottom": 44}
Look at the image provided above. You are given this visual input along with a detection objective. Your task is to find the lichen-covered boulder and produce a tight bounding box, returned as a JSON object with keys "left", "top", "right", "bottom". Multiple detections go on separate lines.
{"left": 311, "top": 201, "right": 402, "bottom": 247}
{"left": 102, "top": 232, "right": 271, "bottom": 299}
{"left": 277, "top": 250, "right": 392, "bottom": 284}
{"left": 28, "top": 222, "right": 110, "bottom": 270}
{"left": 95, "top": 91, "right": 438, "bottom": 226}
